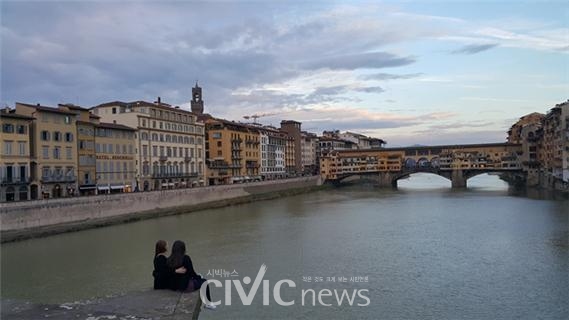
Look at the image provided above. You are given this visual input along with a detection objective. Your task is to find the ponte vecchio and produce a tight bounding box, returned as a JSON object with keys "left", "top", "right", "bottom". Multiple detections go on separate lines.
{"left": 319, "top": 143, "right": 524, "bottom": 188}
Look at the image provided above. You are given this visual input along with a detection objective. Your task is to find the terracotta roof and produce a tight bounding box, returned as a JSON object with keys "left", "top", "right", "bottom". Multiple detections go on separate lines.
{"left": 16, "top": 102, "right": 77, "bottom": 115}
{"left": 0, "top": 112, "right": 34, "bottom": 120}
{"left": 96, "top": 122, "right": 136, "bottom": 131}
{"left": 58, "top": 103, "right": 88, "bottom": 110}
{"left": 92, "top": 100, "right": 199, "bottom": 116}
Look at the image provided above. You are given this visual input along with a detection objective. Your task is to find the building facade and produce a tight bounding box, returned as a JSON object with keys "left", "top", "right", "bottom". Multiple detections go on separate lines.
{"left": 205, "top": 119, "right": 261, "bottom": 185}
{"left": 58, "top": 104, "right": 99, "bottom": 196}
{"left": 15, "top": 103, "right": 78, "bottom": 199}
{"left": 94, "top": 122, "right": 137, "bottom": 193}
{"left": 91, "top": 98, "right": 205, "bottom": 191}
{"left": 300, "top": 131, "right": 318, "bottom": 175}
{"left": 1, "top": 109, "right": 33, "bottom": 202}
{"left": 259, "top": 127, "right": 286, "bottom": 180}
{"left": 280, "top": 120, "right": 302, "bottom": 174}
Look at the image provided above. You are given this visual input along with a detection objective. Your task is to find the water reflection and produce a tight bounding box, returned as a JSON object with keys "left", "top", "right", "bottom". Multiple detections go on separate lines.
{"left": 1, "top": 173, "right": 567, "bottom": 320}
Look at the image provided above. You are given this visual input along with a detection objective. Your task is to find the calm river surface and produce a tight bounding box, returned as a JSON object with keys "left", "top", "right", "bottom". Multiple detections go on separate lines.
{"left": 1, "top": 174, "right": 568, "bottom": 319}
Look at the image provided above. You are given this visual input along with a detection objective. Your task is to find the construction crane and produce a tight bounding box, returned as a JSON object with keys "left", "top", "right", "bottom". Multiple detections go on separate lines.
{"left": 243, "top": 112, "right": 277, "bottom": 124}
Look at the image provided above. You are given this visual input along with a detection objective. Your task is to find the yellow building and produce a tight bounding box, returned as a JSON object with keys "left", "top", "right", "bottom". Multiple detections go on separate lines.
{"left": 92, "top": 98, "right": 205, "bottom": 191}
{"left": 205, "top": 119, "right": 261, "bottom": 185}
{"left": 58, "top": 104, "right": 99, "bottom": 195}
{"left": 15, "top": 103, "right": 78, "bottom": 199}
{"left": 1, "top": 108, "right": 33, "bottom": 202}
{"left": 94, "top": 122, "right": 137, "bottom": 193}
{"left": 320, "top": 149, "right": 405, "bottom": 180}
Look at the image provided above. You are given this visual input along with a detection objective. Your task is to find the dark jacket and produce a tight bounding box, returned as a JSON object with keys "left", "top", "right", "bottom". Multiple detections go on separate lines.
{"left": 170, "top": 255, "right": 198, "bottom": 291}
{"left": 153, "top": 255, "right": 172, "bottom": 289}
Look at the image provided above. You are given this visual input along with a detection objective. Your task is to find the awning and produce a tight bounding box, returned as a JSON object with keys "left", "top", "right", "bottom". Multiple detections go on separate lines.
{"left": 110, "top": 185, "right": 125, "bottom": 190}
{"left": 97, "top": 186, "right": 110, "bottom": 191}
{"left": 79, "top": 185, "right": 97, "bottom": 190}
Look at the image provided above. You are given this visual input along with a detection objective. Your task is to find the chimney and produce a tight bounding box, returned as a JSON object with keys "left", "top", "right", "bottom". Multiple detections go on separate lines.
{"left": 37, "top": 103, "right": 40, "bottom": 106}
{"left": 157, "top": 97, "right": 161, "bottom": 105}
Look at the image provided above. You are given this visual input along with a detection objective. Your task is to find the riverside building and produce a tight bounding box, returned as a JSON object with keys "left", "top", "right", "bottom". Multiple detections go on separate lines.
{"left": 0, "top": 109, "right": 33, "bottom": 201}
{"left": 15, "top": 103, "right": 78, "bottom": 199}
{"left": 205, "top": 118, "right": 261, "bottom": 185}
{"left": 91, "top": 95, "right": 206, "bottom": 191}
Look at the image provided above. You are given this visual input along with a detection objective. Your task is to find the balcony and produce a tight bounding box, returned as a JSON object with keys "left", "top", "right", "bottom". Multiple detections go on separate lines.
{"left": 184, "top": 156, "right": 192, "bottom": 162}
{"left": 159, "top": 155, "right": 168, "bottom": 162}
{"left": 41, "top": 175, "right": 76, "bottom": 183}
{"left": 1, "top": 177, "right": 31, "bottom": 185}
{"left": 151, "top": 172, "right": 199, "bottom": 179}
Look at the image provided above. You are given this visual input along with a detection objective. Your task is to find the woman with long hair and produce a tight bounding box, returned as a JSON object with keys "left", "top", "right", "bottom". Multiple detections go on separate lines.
{"left": 152, "top": 240, "right": 171, "bottom": 289}
{"left": 167, "top": 240, "right": 215, "bottom": 309}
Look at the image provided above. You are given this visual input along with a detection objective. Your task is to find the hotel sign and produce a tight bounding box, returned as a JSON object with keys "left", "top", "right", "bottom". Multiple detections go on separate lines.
{"left": 96, "top": 155, "right": 134, "bottom": 160}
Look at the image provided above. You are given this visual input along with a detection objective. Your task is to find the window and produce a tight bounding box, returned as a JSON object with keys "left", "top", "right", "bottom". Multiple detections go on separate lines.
{"left": 112, "top": 107, "right": 117, "bottom": 114}
{"left": 122, "top": 144, "right": 127, "bottom": 154}
{"left": 66, "top": 147, "right": 72, "bottom": 160}
{"left": 65, "top": 132, "right": 73, "bottom": 142}
{"left": 217, "top": 141, "right": 222, "bottom": 147}
{"left": 42, "top": 167, "right": 50, "bottom": 178}
{"left": 41, "top": 131, "right": 50, "bottom": 141}
{"left": 54, "top": 131, "right": 61, "bottom": 141}
{"left": 212, "top": 132, "right": 222, "bottom": 139}
{"left": 64, "top": 116, "right": 71, "bottom": 124}
{"left": 152, "top": 146, "right": 158, "bottom": 156}
{"left": 18, "top": 141, "right": 26, "bottom": 155}
{"left": 142, "top": 145, "right": 148, "bottom": 156}
{"left": 2, "top": 123, "right": 14, "bottom": 133}
{"left": 16, "top": 125, "right": 26, "bottom": 134}
{"left": 129, "top": 145, "right": 134, "bottom": 154}
{"left": 53, "top": 147, "right": 61, "bottom": 159}
{"left": 4, "top": 141, "right": 13, "bottom": 155}
{"left": 42, "top": 146, "right": 49, "bottom": 159}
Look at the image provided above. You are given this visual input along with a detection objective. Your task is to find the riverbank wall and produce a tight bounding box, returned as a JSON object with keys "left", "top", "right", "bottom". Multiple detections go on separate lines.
{"left": 0, "top": 176, "right": 323, "bottom": 243}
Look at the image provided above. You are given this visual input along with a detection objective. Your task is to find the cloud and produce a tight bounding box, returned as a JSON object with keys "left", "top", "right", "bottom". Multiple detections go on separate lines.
{"left": 303, "top": 52, "right": 416, "bottom": 71}
{"left": 452, "top": 43, "right": 498, "bottom": 54}
{"left": 361, "top": 73, "right": 423, "bottom": 81}
{"left": 354, "top": 86, "right": 384, "bottom": 93}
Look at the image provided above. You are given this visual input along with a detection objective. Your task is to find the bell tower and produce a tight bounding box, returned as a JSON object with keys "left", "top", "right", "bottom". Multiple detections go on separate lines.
{"left": 191, "top": 81, "right": 204, "bottom": 114}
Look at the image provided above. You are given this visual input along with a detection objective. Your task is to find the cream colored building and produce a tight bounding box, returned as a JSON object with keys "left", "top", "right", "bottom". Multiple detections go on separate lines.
{"left": 1, "top": 109, "right": 33, "bottom": 202}
{"left": 300, "top": 131, "right": 318, "bottom": 175}
{"left": 15, "top": 103, "right": 78, "bottom": 199}
{"left": 95, "top": 122, "right": 137, "bottom": 193}
{"left": 91, "top": 98, "right": 205, "bottom": 191}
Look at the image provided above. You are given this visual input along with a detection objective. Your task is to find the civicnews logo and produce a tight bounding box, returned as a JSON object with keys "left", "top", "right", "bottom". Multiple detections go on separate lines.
{"left": 200, "top": 264, "right": 370, "bottom": 307}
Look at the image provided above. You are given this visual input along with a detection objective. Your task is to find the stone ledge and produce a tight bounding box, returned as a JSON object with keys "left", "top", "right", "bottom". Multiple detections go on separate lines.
{"left": 1, "top": 289, "right": 202, "bottom": 320}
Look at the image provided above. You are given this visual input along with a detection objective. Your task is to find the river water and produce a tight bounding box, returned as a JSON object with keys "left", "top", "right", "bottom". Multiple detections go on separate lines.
{"left": 1, "top": 174, "right": 568, "bottom": 319}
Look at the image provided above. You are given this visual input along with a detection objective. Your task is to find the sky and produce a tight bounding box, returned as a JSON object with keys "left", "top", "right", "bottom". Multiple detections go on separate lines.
{"left": 1, "top": 0, "right": 568, "bottom": 147}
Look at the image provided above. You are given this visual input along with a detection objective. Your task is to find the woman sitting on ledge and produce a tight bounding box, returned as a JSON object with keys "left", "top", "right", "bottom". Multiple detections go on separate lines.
{"left": 167, "top": 240, "right": 216, "bottom": 310}
{"left": 152, "top": 240, "right": 186, "bottom": 290}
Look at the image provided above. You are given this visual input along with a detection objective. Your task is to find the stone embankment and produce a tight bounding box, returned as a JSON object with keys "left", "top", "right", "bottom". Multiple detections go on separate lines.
{"left": 1, "top": 290, "right": 202, "bottom": 320}
{"left": 0, "top": 176, "right": 322, "bottom": 242}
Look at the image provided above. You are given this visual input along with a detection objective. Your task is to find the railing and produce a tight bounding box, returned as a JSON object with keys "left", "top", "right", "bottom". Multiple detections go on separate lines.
{"left": 151, "top": 172, "right": 199, "bottom": 178}
{"left": 0, "top": 177, "right": 31, "bottom": 185}
{"left": 40, "top": 175, "right": 76, "bottom": 183}
{"left": 159, "top": 155, "right": 168, "bottom": 161}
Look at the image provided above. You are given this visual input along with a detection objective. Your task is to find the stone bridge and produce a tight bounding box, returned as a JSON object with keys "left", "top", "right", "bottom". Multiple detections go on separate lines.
{"left": 320, "top": 143, "right": 524, "bottom": 188}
